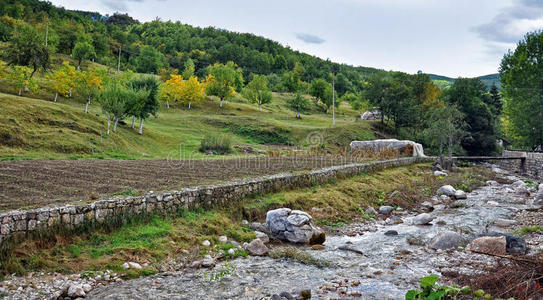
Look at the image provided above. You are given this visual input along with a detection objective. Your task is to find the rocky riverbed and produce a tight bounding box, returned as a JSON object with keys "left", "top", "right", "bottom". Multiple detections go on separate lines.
{"left": 1, "top": 165, "right": 542, "bottom": 299}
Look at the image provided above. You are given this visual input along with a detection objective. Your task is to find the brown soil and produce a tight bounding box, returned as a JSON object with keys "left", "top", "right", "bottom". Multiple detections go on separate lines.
{"left": 0, "top": 156, "right": 365, "bottom": 211}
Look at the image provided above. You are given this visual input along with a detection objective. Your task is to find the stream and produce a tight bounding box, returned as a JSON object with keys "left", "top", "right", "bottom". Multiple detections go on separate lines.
{"left": 87, "top": 166, "right": 542, "bottom": 300}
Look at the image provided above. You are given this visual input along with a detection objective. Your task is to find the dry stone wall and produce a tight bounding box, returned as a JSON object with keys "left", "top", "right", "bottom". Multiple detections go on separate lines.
{"left": 497, "top": 150, "right": 543, "bottom": 179}
{"left": 0, "top": 157, "right": 430, "bottom": 247}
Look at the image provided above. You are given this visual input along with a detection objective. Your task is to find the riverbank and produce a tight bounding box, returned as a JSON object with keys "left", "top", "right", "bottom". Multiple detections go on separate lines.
{"left": 0, "top": 163, "right": 516, "bottom": 299}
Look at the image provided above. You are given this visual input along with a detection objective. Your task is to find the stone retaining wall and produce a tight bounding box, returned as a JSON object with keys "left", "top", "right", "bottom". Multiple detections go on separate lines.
{"left": 497, "top": 150, "right": 543, "bottom": 179}
{"left": 0, "top": 157, "right": 430, "bottom": 247}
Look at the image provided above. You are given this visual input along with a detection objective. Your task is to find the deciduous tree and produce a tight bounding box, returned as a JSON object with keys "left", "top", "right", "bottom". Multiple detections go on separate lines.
{"left": 72, "top": 41, "right": 96, "bottom": 69}
{"left": 6, "top": 22, "right": 49, "bottom": 78}
{"left": 242, "top": 75, "right": 272, "bottom": 111}
{"left": 127, "top": 76, "right": 160, "bottom": 134}
{"left": 205, "top": 62, "right": 243, "bottom": 108}
{"left": 75, "top": 70, "right": 103, "bottom": 112}
{"left": 159, "top": 74, "right": 183, "bottom": 108}
{"left": 179, "top": 76, "right": 204, "bottom": 109}
{"left": 8, "top": 65, "right": 36, "bottom": 96}
{"left": 287, "top": 93, "right": 311, "bottom": 119}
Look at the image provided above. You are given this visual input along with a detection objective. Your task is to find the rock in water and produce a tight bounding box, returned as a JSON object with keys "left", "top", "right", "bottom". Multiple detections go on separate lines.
{"left": 469, "top": 236, "right": 507, "bottom": 255}
{"left": 266, "top": 208, "right": 325, "bottom": 244}
{"left": 428, "top": 231, "right": 464, "bottom": 250}
{"left": 378, "top": 206, "right": 394, "bottom": 215}
{"left": 453, "top": 190, "right": 467, "bottom": 200}
{"left": 436, "top": 185, "right": 456, "bottom": 196}
{"left": 493, "top": 218, "right": 517, "bottom": 227}
{"left": 480, "top": 233, "right": 526, "bottom": 255}
{"left": 413, "top": 213, "right": 434, "bottom": 225}
{"left": 244, "top": 239, "right": 269, "bottom": 256}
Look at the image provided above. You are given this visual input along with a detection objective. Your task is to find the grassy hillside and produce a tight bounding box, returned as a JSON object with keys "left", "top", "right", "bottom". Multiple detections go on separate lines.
{"left": 0, "top": 91, "right": 376, "bottom": 160}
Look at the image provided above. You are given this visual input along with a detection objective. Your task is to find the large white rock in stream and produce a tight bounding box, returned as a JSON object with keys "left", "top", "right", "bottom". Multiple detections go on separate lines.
{"left": 349, "top": 139, "right": 425, "bottom": 157}
{"left": 266, "top": 208, "right": 325, "bottom": 244}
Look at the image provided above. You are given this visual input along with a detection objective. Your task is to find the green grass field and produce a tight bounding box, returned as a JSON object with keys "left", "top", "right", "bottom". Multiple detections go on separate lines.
{"left": 0, "top": 88, "right": 378, "bottom": 160}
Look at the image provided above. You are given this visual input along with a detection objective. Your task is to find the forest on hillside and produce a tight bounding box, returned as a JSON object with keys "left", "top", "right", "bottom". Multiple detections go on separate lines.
{"left": 3, "top": 0, "right": 541, "bottom": 157}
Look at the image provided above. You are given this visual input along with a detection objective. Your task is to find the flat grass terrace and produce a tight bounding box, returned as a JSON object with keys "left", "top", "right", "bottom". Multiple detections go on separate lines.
{"left": 0, "top": 156, "right": 370, "bottom": 212}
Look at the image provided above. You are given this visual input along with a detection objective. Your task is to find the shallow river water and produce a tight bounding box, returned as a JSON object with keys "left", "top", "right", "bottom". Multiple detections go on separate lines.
{"left": 88, "top": 167, "right": 541, "bottom": 300}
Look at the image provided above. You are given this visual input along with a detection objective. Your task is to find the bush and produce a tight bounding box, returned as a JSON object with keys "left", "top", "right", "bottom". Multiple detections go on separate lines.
{"left": 199, "top": 135, "right": 232, "bottom": 154}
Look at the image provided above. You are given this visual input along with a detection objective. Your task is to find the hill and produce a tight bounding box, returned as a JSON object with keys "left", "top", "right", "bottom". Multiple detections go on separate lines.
{"left": 427, "top": 73, "right": 501, "bottom": 90}
{"left": 0, "top": 90, "right": 376, "bottom": 160}
{"left": 0, "top": 0, "right": 384, "bottom": 96}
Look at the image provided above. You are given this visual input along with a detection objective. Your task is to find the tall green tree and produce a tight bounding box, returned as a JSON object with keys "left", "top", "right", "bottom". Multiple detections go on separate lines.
{"left": 442, "top": 78, "right": 498, "bottom": 155}
{"left": 126, "top": 76, "right": 160, "bottom": 134}
{"left": 6, "top": 22, "right": 49, "bottom": 77}
{"left": 422, "top": 105, "right": 466, "bottom": 158}
{"left": 96, "top": 80, "right": 130, "bottom": 134}
{"left": 72, "top": 41, "right": 96, "bottom": 69}
{"left": 242, "top": 75, "right": 272, "bottom": 111}
{"left": 205, "top": 62, "right": 243, "bottom": 108}
{"left": 309, "top": 78, "right": 333, "bottom": 112}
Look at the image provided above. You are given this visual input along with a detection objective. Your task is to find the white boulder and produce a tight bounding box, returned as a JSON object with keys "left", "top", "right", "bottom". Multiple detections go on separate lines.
{"left": 350, "top": 139, "right": 425, "bottom": 157}
{"left": 436, "top": 185, "right": 456, "bottom": 196}
{"left": 266, "top": 208, "right": 325, "bottom": 244}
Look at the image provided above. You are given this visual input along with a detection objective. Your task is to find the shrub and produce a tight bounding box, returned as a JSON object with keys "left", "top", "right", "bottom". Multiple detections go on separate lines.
{"left": 199, "top": 135, "right": 232, "bottom": 154}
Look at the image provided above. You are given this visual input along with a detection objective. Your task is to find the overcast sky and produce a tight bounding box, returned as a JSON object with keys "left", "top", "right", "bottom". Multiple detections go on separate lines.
{"left": 49, "top": 0, "right": 543, "bottom": 78}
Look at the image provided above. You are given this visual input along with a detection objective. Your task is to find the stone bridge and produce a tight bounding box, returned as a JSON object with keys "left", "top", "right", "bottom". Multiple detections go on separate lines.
{"left": 455, "top": 150, "right": 543, "bottom": 179}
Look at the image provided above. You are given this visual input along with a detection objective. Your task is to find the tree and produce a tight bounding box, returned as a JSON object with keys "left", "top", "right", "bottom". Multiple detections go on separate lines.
{"left": 281, "top": 70, "right": 302, "bottom": 93}
{"left": 500, "top": 31, "right": 543, "bottom": 149}
{"left": 242, "top": 75, "right": 272, "bottom": 111}
{"left": 96, "top": 80, "right": 129, "bottom": 134}
{"left": 309, "top": 78, "right": 334, "bottom": 112}
{"left": 442, "top": 78, "right": 498, "bottom": 155}
{"left": 159, "top": 74, "right": 183, "bottom": 108}
{"left": 422, "top": 105, "right": 466, "bottom": 159}
{"left": 75, "top": 70, "right": 103, "bottom": 112}
{"left": 48, "top": 63, "right": 71, "bottom": 102}
{"left": 287, "top": 93, "right": 311, "bottom": 119}
{"left": 127, "top": 76, "right": 160, "bottom": 134}
{"left": 205, "top": 62, "right": 243, "bottom": 108}
{"left": 488, "top": 84, "right": 502, "bottom": 116}
{"left": 182, "top": 58, "right": 195, "bottom": 79}
{"left": 72, "top": 41, "right": 96, "bottom": 69}
{"left": 134, "top": 45, "right": 164, "bottom": 74}
{"left": 6, "top": 22, "right": 49, "bottom": 78}
{"left": 51, "top": 61, "right": 77, "bottom": 99}
{"left": 179, "top": 76, "right": 204, "bottom": 109}
{"left": 8, "top": 66, "right": 36, "bottom": 96}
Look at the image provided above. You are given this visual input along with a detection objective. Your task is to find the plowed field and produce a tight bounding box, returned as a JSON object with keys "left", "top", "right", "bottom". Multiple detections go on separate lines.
{"left": 0, "top": 157, "right": 364, "bottom": 211}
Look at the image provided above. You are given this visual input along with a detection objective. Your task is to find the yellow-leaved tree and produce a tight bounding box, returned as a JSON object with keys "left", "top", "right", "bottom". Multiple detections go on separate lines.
{"left": 48, "top": 62, "right": 76, "bottom": 102}
{"left": 179, "top": 76, "right": 205, "bottom": 109}
{"left": 158, "top": 74, "right": 183, "bottom": 108}
{"left": 75, "top": 70, "right": 103, "bottom": 113}
{"left": 8, "top": 66, "right": 36, "bottom": 96}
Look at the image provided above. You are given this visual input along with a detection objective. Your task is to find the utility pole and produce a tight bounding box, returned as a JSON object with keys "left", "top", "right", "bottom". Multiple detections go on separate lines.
{"left": 45, "top": 21, "right": 49, "bottom": 47}
{"left": 117, "top": 46, "right": 122, "bottom": 72}
{"left": 332, "top": 69, "right": 337, "bottom": 126}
